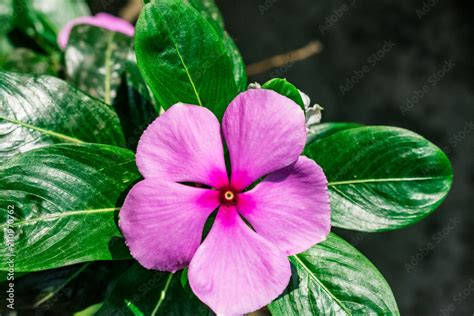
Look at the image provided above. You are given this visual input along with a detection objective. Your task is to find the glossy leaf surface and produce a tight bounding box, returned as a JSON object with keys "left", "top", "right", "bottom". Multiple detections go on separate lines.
{"left": 305, "top": 122, "right": 362, "bottom": 145}
{"left": 0, "top": 144, "right": 140, "bottom": 272}
{"left": 0, "top": 71, "right": 125, "bottom": 163}
{"left": 135, "top": 0, "right": 239, "bottom": 118}
{"left": 305, "top": 126, "right": 453, "bottom": 231}
{"left": 269, "top": 233, "right": 399, "bottom": 315}
{"left": 65, "top": 25, "right": 133, "bottom": 104}
{"left": 262, "top": 78, "right": 305, "bottom": 109}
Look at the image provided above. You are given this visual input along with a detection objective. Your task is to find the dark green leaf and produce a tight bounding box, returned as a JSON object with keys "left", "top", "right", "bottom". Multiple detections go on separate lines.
{"left": 305, "top": 126, "right": 453, "bottom": 231}
{"left": 0, "top": 71, "right": 125, "bottom": 163}
{"left": 269, "top": 233, "right": 399, "bottom": 315}
{"left": 97, "top": 264, "right": 212, "bottom": 316}
{"left": 113, "top": 54, "right": 159, "bottom": 150}
{"left": 262, "top": 78, "right": 305, "bottom": 109}
{"left": 0, "top": 144, "right": 140, "bottom": 272}
{"left": 65, "top": 25, "right": 133, "bottom": 104}
{"left": 2, "top": 261, "right": 131, "bottom": 313}
{"left": 135, "top": 0, "right": 239, "bottom": 118}
{"left": 187, "top": 0, "right": 247, "bottom": 91}
{"left": 13, "top": 0, "right": 59, "bottom": 51}
{"left": 222, "top": 34, "right": 247, "bottom": 91}
{"left": 33, "top": 263, "right": 90, "bottom": 308}
{"left": 12, "top": 0, "right": 90, "bottom": 52}
{"left": 305, "top": 122, "right": 363, "bottom": 145}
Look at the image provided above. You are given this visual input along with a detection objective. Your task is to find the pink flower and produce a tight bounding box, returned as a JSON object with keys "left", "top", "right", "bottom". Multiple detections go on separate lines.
{"left": 57, "top": 13, "right": 134, "bottom": 49}
{"left": 119, "top": 89, "right": 330, "bottom": 314}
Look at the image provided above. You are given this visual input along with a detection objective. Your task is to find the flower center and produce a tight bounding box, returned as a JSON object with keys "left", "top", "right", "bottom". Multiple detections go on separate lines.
{"left": 224, "top": 191, "right": 234, "bottom": 201}
{"left": 220, "top": 189, "right": 237, "bottom": 205}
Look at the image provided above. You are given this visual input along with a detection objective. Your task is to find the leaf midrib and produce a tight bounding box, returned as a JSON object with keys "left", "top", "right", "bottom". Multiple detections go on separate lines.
{"left": 291, "top": 255, "right": 352, "bottom": 316}
{"left": 161, "top": 12, "right": 203, "bottom": 106}
{"left": 0, "top": 207, "right": 119, "bottom": 229}
{"left": 0, "top": 115, "right": 83, "bottom": 144}
{"left": 328, "top": 175, "right": 450, "bottom": 187}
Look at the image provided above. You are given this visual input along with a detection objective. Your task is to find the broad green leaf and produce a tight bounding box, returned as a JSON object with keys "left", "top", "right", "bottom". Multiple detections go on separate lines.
{"left": 0, "top": 48, "right": 59, "bottom": 75}
{"left": 188, "top": 0, "right": 225, "bottom": 29}
{"left": 262, "top": 78, "right": 305, "bottom": 109}
{"left": 65, "top": 25, "right": 133, "bottom": 104}
{"left": 114, "top": 53, "right": 159, "bottom": 150}
{"left": 222, "top": 34, "right": 247, "bottom": 92}
{"left": 0, "top": 144, "right": 140, "bottom": 272}
{"left": 135, "top": 0, "right": 239, "bottom": 118}
{"left": 305, "top": 122, "right": 363, "bottom": 145}
{"left": 269, "top": 233, "right": 399, "bottom": 315}
{"left": 97, "top": 264, "right": 212, "bottom": 316}
{"left": 305, "top": 126, "right": 453, "bottom": 231}
{"left": 187, "top": 0, "right": 247, "bottom": 91}
{"left": 0, "top": 71, "right": 125, "bottom": 162}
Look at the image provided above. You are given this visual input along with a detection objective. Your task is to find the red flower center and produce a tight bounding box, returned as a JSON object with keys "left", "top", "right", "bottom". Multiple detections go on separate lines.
{"left": 220, "top": 189, "right": 238, "bottom": 205}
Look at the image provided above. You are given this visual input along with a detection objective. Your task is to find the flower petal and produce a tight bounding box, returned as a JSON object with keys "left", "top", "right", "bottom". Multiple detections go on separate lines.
{"left": 136, "top": 104, "right": 228, "bottom": 188}
{"left": 58, "top": 13, "right": 134, "bottom": 49}
{"left": 238, "top": 156, "right": 331, "bottom": 255}
{"left": 222, "top": 89, "right": 306, "bottom": 190}
{"left": 188, "top": 206, "right": 291, "bottom": 314}
{"left": 119, "top": 178, "right": 220, "bottom": 272}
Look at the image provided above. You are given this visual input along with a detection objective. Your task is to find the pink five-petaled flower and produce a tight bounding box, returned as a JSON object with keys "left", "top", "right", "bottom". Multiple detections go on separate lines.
{"left": 57, "top": 13, "right": 135, "bottom": 49}
{"left": 119, "top": 89, "right": 331, "bottom": 315}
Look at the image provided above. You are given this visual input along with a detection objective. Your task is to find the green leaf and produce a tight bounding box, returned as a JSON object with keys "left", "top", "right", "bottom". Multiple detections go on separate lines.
{"left": 0, "top": 144, "right": 140, "bottom": 272}
{"left": 269, "top": 233, "right": 399, "bottom": 315}
{"left": 187, "top": 0, "right": 247, "bottom": 91}
{"left": 74, "top": 303, "right": 105, "bottom": 316}
{"left": 4, "top": 261, "right": 131, "bottom": 313}
{"left": 305, "top": 126, "right": 453, "bottom": 231}
{"left": 33, "top": 263, "right": 90, "bottom": 307}
{"left": 222, "top": 34, "right": 247, "bottom": 92}
{"left": 135, "top": 0, "right": 239, "bottom": 118}
{"left": 113, "top": 54, "right": 159, "bottom": 150}
{"left": 180, "top": 268, "right": 188, "bottom": 288}
{"left": 65, "top": 25, "right": 133, "bottom": 104}
{"left": 188, "top": 0, "right": 225, "bottom": 29}
{"left": 13, "top": 0, "right": 59, "bottom": 51}
{"left": 0, "top": 48, "right": 59, "bottom": 75}
{"left": 305, "top": 122, "right": 363, "bottom": 145}
{"left": 262, "top": 78, "right": 305, "bottom": 109}
{"left": 12, "top": 0, "right": 90, "bottom": 51}
{"left": 97, "top": 264, "right": 212, "bottom": 316}
{"left": 0, "top": 0, "right": 14, "bottom": 34}
{"left": 0, "top": 71, "right": 125, "bottom": 163}
{"left": 0, "top": 35, "right": 14, "bottom": 62}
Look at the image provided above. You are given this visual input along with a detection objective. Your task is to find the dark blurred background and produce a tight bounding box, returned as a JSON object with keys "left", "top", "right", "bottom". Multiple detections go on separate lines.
{"left": 69, "top": 0, "right": 474, "bottom": 314}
